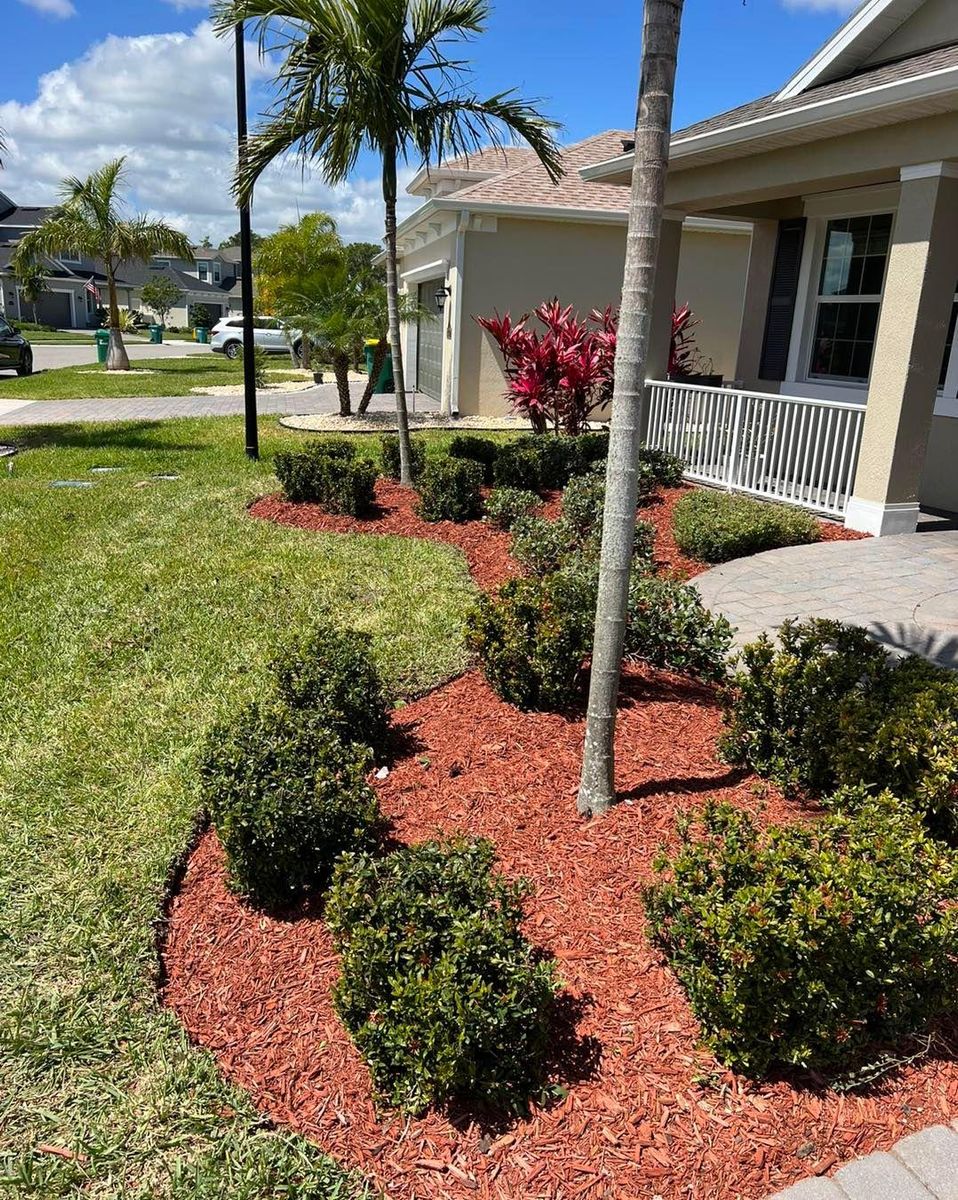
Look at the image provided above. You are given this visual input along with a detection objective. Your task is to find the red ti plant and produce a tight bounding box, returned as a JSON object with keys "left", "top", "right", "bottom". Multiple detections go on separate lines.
{"left": 476, "top": 300, "right": 618, "bottom": 435}
{"left": 669, "top": 303, "right": 705, "bottom": 379}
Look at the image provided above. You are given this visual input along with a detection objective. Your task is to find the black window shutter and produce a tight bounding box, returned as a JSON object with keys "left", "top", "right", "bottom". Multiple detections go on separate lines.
{"left": 759, "top": 218, "right": 807, "bottom": 382}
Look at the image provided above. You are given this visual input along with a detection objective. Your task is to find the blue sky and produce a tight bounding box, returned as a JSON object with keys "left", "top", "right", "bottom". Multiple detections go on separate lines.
{"left": 2, "top": 0, "right": 857, "bottom": 242}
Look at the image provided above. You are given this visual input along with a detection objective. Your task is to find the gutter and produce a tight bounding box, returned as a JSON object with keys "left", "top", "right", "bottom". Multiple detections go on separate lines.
{"left": 447, "top": 210, "right": 468, "bottom": 418}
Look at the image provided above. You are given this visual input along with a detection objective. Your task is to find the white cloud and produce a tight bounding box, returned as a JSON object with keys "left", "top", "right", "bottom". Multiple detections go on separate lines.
{"left": 160, "top": 0, "right": 212, "bottom": 9}
{"left": 0, "top": 22, "right": 417, "bottom": 246}
{"left": 780, "top": 0, "right": 859, "bottom": 12}
{"left": 17, "top": 0, "right": 77, "bottom": 18}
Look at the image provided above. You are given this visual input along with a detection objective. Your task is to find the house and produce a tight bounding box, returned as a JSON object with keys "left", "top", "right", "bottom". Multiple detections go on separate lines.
{"left": 580, "top": 0, "right": 958, "bottom": 534}
{"left": 391, "top": 133, "right": 753, "bottom": 416}
{"left": 0, "top": 190, "right": 243, "bottom": 329}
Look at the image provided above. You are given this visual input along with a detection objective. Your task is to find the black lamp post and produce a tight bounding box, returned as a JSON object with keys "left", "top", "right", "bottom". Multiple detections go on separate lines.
{"left": 235, "top": 20, "right": 258, "bottom": 460}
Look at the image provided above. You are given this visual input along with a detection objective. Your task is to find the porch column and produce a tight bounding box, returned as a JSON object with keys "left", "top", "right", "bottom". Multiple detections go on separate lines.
{"left": 734, "top": 219, "right": 779, "bottom": 389}
{"left": 846, "top": 163, "right": 958, "bottom": 535}
{"left": 645, "top": 216, "right": 684, "bottom": 380}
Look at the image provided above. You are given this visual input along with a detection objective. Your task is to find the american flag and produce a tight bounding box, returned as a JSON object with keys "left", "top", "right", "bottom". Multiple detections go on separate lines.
{"left": 85, "top": 277, "right": 101, "bottom": 302}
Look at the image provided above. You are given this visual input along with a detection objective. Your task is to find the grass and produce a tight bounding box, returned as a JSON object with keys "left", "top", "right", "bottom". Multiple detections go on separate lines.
{"left": 0, "top": 417, "right": 475, "bottom": 1197}
{"left": 0, "top": 356, "right": 305, "bottom": 401}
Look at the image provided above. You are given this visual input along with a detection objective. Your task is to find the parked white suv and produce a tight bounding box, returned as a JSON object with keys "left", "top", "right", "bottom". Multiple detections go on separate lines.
{"left": 211, "top": 316, "right": 303, "bottom": 361}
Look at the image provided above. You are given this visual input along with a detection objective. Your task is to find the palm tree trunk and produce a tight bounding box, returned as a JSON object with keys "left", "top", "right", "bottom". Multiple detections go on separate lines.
{"left": 106, "top": 268, "right": 130, "bottom": 371}
{"left": 333, "top": 352, "right": 352, "bottom": 416}
{"left": 577, "top": 0, "right": 685, "bottom": 819}
{"left": 383, "top": 147, "right": 414, "bottom": 486}
{"left": 357, "top": 339, "right": 388, "bottom": 416}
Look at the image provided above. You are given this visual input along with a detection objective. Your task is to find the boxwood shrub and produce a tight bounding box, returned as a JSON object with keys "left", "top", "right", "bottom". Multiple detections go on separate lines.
{"left": 644, "top": 795, "right": 958, "bottom": 1078}
{"left": 721, "top": 618, "right": 958, "bottom": 839}
{"left": 448, "top": 435, "right": 500, "bottom": 484}
{"left": 625, "top": 575, "right": 733, "bottom": 682}
{"left": 199, "top": 703, "right": 381, "bottom": 909}
{"left": 673, "top": 488, "right": 821, "bottom": 562}
{"left": 485, "top": 486, "right": 538, "bottom": 531}
{"left": 275, "top": 439, "right": 377, "bottom": 515}
{"left": 327, "top": 838, "right": 559, "bottom": 1115}
{"left": 417, "top": 457, "right": 484, "bottom": 522}
{"left": 639, "top": 446, "right": 685, "bottom": 489}
{"left": 270, "top": 623, "right": 390, "bottom": 756}
{"left": 380, "top": 434, "right": 426, "bottom": 481}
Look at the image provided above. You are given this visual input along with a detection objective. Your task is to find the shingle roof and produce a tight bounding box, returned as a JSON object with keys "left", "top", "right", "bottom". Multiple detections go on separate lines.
{"left": 441, "top": 145, "right": 539, "bottom": 175}
{"left": 116, "top": 262, "right": 229, "bottom": 295}
{"left": 0, "top": 205, "right": 55, "bottom": 228}
{"left": 444, "top": 131, "right": 633, "bottom": 213}
{"left": 672, "top": 40, "right": 958, "bottom": 143}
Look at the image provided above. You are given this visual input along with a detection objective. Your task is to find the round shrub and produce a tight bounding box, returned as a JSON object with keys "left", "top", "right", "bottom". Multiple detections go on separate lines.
{"left": 416, "top": 457, "right": 483, "bottom": 522}
{"left": 560, "top": 468, "right": 606, "bottom": 541}
{"left": 639, "top": 446, "right": 685, "bottom": 489}
{"left": 448, "top": 435, "right": 500, "bottom": 484}
{"left": 493, "top": 437, "right": 579, "bottom": 491}
{"left": 380, "top": 434, "right": 426, "bottom": 481}
{"left": 625, "top": 575, "right": 733, "bottom": 682}
{"left": 274, "top": 440, "right": 376, "bottom": 515}
{"left": 644, "top": 795, "right": 958, "bottom": 1078}
{"left": 199, "top": 703, "right": 381, "bottom": 909}
{"left": 510, "top": 514, "right": 575, "bottom": 576}
{"left": 485, "top": 486, "right": 538, "bottom": 531}
{"left": 270, "top": 623, "right": 390, "bottom": 756}
{"left": 672, "top": 489, "right": 821, "bottom": 563}
{"left": 327, "top": 838, "right": 559, "bottom": 1114}
{"left": 465, "top": 573, "right": 590, "bottom": 710}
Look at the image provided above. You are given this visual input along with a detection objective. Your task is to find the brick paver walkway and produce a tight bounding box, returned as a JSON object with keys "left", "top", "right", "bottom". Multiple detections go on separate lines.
{"left": 693, "top": 530, "right": 958, "bottom": 669}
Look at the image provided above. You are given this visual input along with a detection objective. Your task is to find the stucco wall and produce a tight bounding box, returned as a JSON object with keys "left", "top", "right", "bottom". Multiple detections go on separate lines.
{"left": 674, "top": 227, "right": 751, "bottom": 380}
{"left": 922, "top": 415, "right": 958, "bottom": 512}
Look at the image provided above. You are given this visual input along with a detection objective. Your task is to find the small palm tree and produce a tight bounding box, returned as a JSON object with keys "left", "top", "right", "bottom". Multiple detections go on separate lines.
{"left": 211, "top": 0, "right": 562, "bottom": 484}
{"left": 13, "top": 260, "right": 49, "bottom": 325}
{"left": 12, "top": 158, "right": 193, "bottom": 370}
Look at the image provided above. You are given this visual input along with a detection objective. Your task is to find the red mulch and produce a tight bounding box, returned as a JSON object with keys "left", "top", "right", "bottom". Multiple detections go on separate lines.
{"left": 164, "top": 668, "right": 958, "bottom": 1199}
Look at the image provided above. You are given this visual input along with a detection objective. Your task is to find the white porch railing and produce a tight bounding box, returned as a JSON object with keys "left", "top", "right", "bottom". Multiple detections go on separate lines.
{"left": 645, "top": 380, "right": 866, "bottom": 518}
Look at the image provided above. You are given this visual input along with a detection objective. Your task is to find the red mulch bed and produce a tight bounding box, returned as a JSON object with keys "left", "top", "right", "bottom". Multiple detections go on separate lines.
{"left": 164, "top": 668, "right": 958, "bottom": 1199}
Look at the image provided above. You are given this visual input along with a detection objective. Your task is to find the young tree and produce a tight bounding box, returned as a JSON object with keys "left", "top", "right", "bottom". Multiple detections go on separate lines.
{"left": 211, "top": 0, "right": 562, "bottom": 485}
{"left": 219, "top": 230, "right": 264, "bottom": 249}
{"left": 12, "top": 159, "right": 193, "bottom": 370}
{"left": 577, "top": 0, "right": 686, "bottom": 819}
{"left": 139, "top": 275, "right": 184, "bottom": 328}
{"left": 13, "top": 260, "right": 49, "bottom": 325}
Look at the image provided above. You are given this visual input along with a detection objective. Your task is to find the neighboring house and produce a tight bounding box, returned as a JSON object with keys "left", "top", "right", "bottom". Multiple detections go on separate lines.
{"left": 581, "top": 0, "right": 958, "bottom": 534}
{"left": 390, "top": 133, "right": 753, "bottom": 416}
{"left": 0, "top": 190, "right": 243, "bottom": 328}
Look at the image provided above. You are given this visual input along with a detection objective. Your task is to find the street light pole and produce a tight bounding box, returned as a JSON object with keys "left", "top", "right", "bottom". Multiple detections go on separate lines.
{"left": 235, "top": 20, "right": 258, "bottom": 459}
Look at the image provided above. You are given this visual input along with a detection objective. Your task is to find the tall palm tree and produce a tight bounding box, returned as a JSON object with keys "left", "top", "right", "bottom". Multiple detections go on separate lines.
{"left": 577, "top": 0, "right": 686, "bottom": 819}
{"left": 12, "top": 158, "right": 193, "bottom": 370}
{"left": 211, "top": 0, "right": 563, "bottom": 485}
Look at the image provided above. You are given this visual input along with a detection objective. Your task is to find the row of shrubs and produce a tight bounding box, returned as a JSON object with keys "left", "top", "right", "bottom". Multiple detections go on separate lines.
{"left": 198, "top": 627, "right": 558, "bottom": 1114}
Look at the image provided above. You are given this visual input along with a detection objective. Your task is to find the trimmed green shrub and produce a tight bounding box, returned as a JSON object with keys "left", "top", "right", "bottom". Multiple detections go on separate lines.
{"left": 625, "top": 575, "right": 733, "bottom": 682}
{"left": 510, "top": 515, "right": 576, "bottom": 576}
{"left": 492, "top": 437, "right": 580, "bottom": 491}
{"left": 380, "top": 434, "right": 426, "bottom": 481}
{"left": 560, "top": 468, "right": 606, "bottom": 540}
{"left": 199, "top": 703, "right": 380, "bottom": 909}
{"left": 485, "top": 486, "right": 538, "bottom": 531}
{"left": 416, "top": 457, "right": 484, "bottom": 522}
{"left": 572, "top": 431, "right": 610, "bottom": 470}
{"left": 275, "top": 440, "right": 376, "bottom": 514}
{"left": 644, "top": 795, "right": 958, "bottom": 1077}
{"left": 639, "top": 446, "right": 685, "bottom": 489}
{"left": 270, "top": 623, "right": 390, "bottom": 756}
{"left": 465, "top": 573, "right": 590, "bottom": 710}
{"left": 448, "top": 435, "right": 500, "bottom": 484}
{"left": 673, "top": 489, "right": 821, "bottom": 562}
{"left": 328, "top": 838, "right": 559, "bottom": 1114}
{"left": 721, "top": 619, "right": 958, "bottom": 838}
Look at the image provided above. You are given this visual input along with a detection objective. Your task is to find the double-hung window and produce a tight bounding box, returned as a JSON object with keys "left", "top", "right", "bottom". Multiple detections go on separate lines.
{"left": 808, "top": 213, "right": 893, "bottom": 384}
{"left": 197, "top": 260, "right": 210, "bottom": 282}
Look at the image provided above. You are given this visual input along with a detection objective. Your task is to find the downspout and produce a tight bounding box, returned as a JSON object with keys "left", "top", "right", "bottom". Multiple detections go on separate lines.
{"left": 448, "top": 210, "right": 468, "bottom": 418}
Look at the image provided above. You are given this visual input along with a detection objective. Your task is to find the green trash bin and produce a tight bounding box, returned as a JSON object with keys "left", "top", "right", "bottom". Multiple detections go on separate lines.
{"left": 196, "top": 327, "right": 210, "bottom": 345}
{"left": 363, "top": 338, "right": 394, "bottom": 394}
{"left": 149, "top": 324, "right": 163, "bottom": 345}
{"left": 94, "top": 329, "right": 110, "bottom": 365}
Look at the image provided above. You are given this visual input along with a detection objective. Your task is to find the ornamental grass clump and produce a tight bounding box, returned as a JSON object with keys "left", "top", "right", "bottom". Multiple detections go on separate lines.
{"left": 327, "top": 838, "right": 559, "bottom": 1115}
{"left": 416, "top": 457, "right": 484, "bottom": 522}
{"left": 380, "top": 433, "right": 426, "bottom": 481}
{"left": 274, "top": 438, "right": 376, "bottom": 515}
{"left": 644, "top": 795, "right": 958, "bottom": 1078}
{"left": 673, "top": 488, "right": 820, "bottom": 563}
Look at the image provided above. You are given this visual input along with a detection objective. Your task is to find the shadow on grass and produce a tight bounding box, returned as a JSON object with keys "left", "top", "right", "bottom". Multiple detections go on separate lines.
{"left": 2, "top": 422, "right": 209, "bottom": 454}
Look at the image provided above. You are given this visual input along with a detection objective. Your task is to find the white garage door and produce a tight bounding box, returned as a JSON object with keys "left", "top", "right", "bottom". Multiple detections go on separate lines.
{"left": 416, "top": 279, "right": 444, "bottom": 400}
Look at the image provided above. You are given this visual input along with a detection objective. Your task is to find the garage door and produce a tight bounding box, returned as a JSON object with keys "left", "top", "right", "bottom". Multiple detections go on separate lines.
{"left": 34, "top": 291, "right": 73, "bottom": 329}
{"left": 416, "top": 279, "right": 444, "bottom": 400}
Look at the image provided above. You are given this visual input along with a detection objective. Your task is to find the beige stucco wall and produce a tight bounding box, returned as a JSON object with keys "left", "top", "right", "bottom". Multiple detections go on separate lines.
{"left": 864, "top": 0, "right": 956, "bottom": 68}
{"left": 922, "top": 415, "right": 958, "bottom": 511}
{"left": 457, "top": 216, "right": 750, "bottom": 415}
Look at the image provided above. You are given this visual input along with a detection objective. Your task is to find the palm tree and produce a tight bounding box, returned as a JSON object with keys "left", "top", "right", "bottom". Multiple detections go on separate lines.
{"left": 13, "top": 260, "right": 49, "bottom": 325}
{"left": 577, "top": 0, "right": 686, "bottom": 819}
{"left": 211, "top": 0, "right": 563, "bottom": 485}
{"left": 11, "top": 158, "right": 193, "bottom": 370}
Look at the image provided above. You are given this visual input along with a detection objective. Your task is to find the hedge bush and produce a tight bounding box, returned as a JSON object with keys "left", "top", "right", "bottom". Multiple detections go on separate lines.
{"left": 199, "top": 703, "right": 380, "bottom": 909}
{"left": 672, "top": 489, "right": 821, "bottom": 562}
{"left": 625, "top": 576, "right": 733, "bottom": 682}
{"left": 380, "top": 434, "right": 426, "bottom": 481}
{"left": 644, "top": 795, "right": 958, "bottom": 1077}
{"left": 639, "top": 446, "right": 685, "bottom": 489}
{"left": 492, "top": 437, "right": 590, "bottom": 491}
{"left": 721, "top": 619, "right": 958, "bottom": 838}
{"left": 448, "top": 435, "right": 500, "bottom": 484}
{"left": 270, "top": 623, "right": 390, "bottom": 756}
{"left": 466, "top": 573, "right": 590, "bottom": 710}
{"left": 275, "top": 440, "right": 377, "bottom": 515}
{"left": 416, "top": 457, "right": 484, "bottom": 522}
{"left": 485, "top": 486, "right": 538, "bottom": 531}
{"left": 328, "top": 838, "right": 559, "bottom": 1114}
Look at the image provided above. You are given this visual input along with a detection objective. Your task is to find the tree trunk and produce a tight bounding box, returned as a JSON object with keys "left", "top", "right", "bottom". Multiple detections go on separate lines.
{"left": 357, "top": 338, "right": 388, "bottom": 416}
{"left": 105, "top": 269, "right": 131, "bottom": 371}
{"left": 383, "top": 147, "right": 414, "bottom": 486}
{"left": 577, "top": 0, "right": 685, "bottom": 819}
{"left": 333, "top": 352, "right": 352, "bottom": 416}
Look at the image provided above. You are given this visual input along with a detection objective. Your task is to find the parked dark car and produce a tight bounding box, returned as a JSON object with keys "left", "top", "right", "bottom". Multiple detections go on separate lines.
{"left": 0, "top": 317, "right": 33, "bottom": 376}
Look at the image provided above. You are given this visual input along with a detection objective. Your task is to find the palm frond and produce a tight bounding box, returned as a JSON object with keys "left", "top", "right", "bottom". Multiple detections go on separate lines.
{"left": 114, "top": 217, "right": 194, "bottom": 264}
{"left": 412, "top": 93, "right": 563, "bottom": 180}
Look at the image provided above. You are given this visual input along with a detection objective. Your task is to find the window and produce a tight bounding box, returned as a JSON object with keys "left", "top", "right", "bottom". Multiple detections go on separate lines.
{"left": 60, "top": 249, "right": 81, "bottom": 264}
{"left": 808, "top": 213, "right": 893, "bottom": 384}
{"left": 154, "top": 258, "right": 171, "bottom": 269}
{"left": 213, "top": 262, "right": 221, "bottom": 284}
{"left": 197, "top": 260, "right": 210, "bottom": 282}
{"left": 939, "top": 299, "right": 958, "bottom": 393}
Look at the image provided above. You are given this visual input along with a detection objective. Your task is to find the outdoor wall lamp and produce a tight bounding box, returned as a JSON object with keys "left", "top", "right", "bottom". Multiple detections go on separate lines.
{"left": 435, "top": 283, "right": 451, "bottom": 313}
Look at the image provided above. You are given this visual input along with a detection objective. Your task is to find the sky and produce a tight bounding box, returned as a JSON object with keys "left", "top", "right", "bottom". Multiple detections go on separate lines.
{"left": 0, "top": 0, "right": 860, "bottom": 247}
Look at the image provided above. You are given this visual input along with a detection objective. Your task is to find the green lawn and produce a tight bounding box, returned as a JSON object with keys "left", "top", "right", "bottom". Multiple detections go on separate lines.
{"left": 0, "top": 356, "right": 305, "bottom": 401}
{"left": 0, "top": 418, "right": 474, "bottom": 1198}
